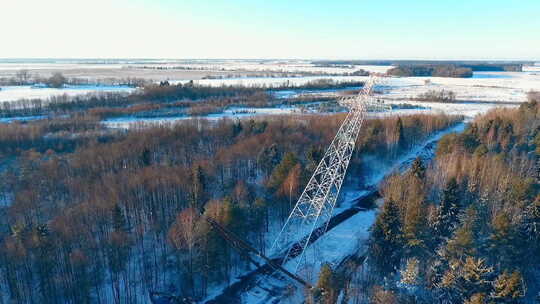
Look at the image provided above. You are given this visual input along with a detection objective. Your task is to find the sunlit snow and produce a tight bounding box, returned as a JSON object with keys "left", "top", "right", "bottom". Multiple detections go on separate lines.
{"left": 0, "top": 85, "right": 134, "bottom": 102}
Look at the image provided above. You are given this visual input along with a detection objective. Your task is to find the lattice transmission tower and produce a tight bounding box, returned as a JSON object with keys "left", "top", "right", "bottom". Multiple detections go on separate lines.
{"left": 268, "top": 76, "right": 389, "bottom": 279}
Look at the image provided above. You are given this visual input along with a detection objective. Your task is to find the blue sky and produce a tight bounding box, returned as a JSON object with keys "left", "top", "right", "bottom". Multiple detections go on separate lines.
{"left": 1, "top": 0, "right": 539, "bottom": 59}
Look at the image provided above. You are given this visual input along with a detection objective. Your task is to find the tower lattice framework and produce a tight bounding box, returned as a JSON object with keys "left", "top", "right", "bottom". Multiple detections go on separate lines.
{"left": 269, "top": 76, "right": 388, "bottom": 276}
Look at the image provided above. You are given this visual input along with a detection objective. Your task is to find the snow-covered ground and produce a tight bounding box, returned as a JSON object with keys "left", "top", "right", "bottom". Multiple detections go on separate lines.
{"left": 0, "top": 62, "right": 125, "bottom": 71}
{"left": 369, "top": 70, "right": 538, "bottom": 117}
{"left": 0, "top": 85, "right": 135, "bottom": 102}
{"left": 102, "top": 106, "right": 314, "bottom": 129}
{"left": 0, "top": 59, "right": 391, "bottom": 84}
{"left": 523, "top": 65, "right": 540, "bottom": 72}
{"left": 133, "top": 68, "right": 539, "bottom": 127}
{"left": 376, "top": 101, "right": 518, "bottom": 118}
{"left": 174, "top": 69, "right": 537, "bottom": 118}
{"left": 0, "top": 115, "right": 46, "bottom": 123}
{"left": 171, "top": 71, "right": 536, "bottom": 105}
{"left": 101, "top": 100, "right": 503, "bottom": 129}
{"left": 271, "top": 86, "right": 362, "bottom": 99}
{"left": 2, "top": 62, "right": 538, "bottom": 126}
{"left": 241, "top": 210, "right": 377, "bottom": 304}
{"left": 139, "top": 60, "right": 392, "bottom": 75}
{"left": 381, "top": 71, "right": 539, "bottom": 103}
{"left": 171, "top": 75, "right": 370, "bottom": 87}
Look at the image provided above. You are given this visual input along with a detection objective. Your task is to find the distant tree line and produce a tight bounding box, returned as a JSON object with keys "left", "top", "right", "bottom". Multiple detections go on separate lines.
{"left": 387, "top": 65, "right": 474, "bottom": 78}
{"left": 0, "top": 79, "right": 364, "bottom": 119}
{"left": 0, "top": 70, "right": 148, "bottom": 87}
{"left": 415, "top": 89, "right": 457, "bottom": 103}
{"left": 460, "top": 63, "right": 523, "bottom": 72}
{"left": 314, "top": 60, "right": 526, "bottom": 72}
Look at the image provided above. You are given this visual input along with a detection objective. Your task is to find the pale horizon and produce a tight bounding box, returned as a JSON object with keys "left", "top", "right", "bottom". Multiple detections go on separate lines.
{"left": 0, "top": 57, "right": 538, "bottom": 62}
{"left": 2, "top": 0, "right": 539, "bottom": 60}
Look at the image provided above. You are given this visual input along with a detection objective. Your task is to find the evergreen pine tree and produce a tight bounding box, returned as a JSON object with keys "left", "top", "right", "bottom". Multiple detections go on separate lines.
{"left": 491, "top": 270, "right": 525, "bottom": 303}
{"left": 523, "top": 195, "right": 540, "bottom": 243}
{"left": 232, "top": 120, "right": 243, "bottom": 137}
{"left": 400, "top": 258, "right": 420, "bottom": 286}
{"left": 464, "top": 293, "right": 487, "bottom": 304}
{"left": 489, "top": 213, "right": 521, "bottom": 268}
{"left": 447, "top": 228, "right": 475, "bottom": 258}
{"left": 257, "top": 144, "right": 280, "bottom": 175}
{"left": 112, "top": 204, "right": 128, "bottom": 232}
{"left": 395, "top": 117, "right": 406, "bottom": 150}
{"left": 434, "top": 178, "right": 461, "bottom": 240}
{"left": 370, "top": 286, "right": 398, "bottom": 304}
{"left": 523, "top": 196, "right": 540, "bottom": 263}
{"left": 535, "top": 156, "right": 540, "bottom": 183}
{"left": 439, "top": 257, "right": 493, "bottom": 302}
{"left": 141, "top": 148, "right": 151, "bottom": 166}
{"left": 306, "top": 145, "right": 324, "bottom": 172}
{"left": 314, "top": 263, "right": 337, "bottom": 304}
{"left": 267, "top": 152, "right": 298, "bottom": 190}
{"left": 191, "top": 165, "right": 206, "bottom": 209}
{"left": 402, "top": 178, "right": 428, "bottom": 255}
{"left": 370, "top": 199, "right": 403, "bottom": 275}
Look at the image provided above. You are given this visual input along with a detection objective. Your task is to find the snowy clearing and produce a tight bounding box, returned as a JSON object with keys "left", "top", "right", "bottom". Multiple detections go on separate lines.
{"left": 171, "top": 75, "right": 370, "bottom": 87}
{"left": 1, "top": 62, "right": 538, "bottom": 127}
{"left": 381, "top": 71, "right": 539, "bottom": 103}
{"left": 101, "top": 106, "right": 315, "bottom": 129}
{"left": 0, "top": 85, "right": 134, "bottom": 103}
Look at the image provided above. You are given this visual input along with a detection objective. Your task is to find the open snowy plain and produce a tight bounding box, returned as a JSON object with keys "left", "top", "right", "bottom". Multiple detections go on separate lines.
{"left": 105, "top": 65, "right": 539, "bottom": 128}
{"left": 1, "top": 60, "right": 539, "bottom": 127}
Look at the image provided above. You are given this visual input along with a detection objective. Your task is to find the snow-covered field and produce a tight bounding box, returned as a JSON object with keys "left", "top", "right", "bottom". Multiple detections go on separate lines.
{"left": 122, "top": 60, "right": 393, "bottom": 75}
{"left": 102, "top": 106, "right": 313, "bottom": 129}
{"left": 0, "top": 59, "right": 391, "bottom": 85}
{"left": 1, "top": 61, "right": 538, "bottom": 126}
{"left": 375, "top": 101, "right": 518, "bottom": 118}
{"left": 0, "top": 115, "right": 45, "bottom": 123}
{"left": 0, "top": 85, "right": 134, "bottom": 102}
{"left": 371, "top": 70, "right": 538, "bottom": 117}
{"left": 0, "top": 62, "right": 125, "bottom": 71}
{"left": 382, "top": 71, "right": 539, "bottom": 103}
{"left": 171, "top": 75, "right": 369, "bottom": 87}
{"left": 175, "top": 69, "right": 538, "bottom": 118}
{"left": 523, "top": 65, "right": 540, "bottom": 72}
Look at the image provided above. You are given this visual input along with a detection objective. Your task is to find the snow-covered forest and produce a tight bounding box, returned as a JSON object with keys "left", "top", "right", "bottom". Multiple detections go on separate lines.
{"left": 0, "top": 61, "right": 539, "bottom": 303}
{"left": 0, "top": 97, "right": 460, "bottom": 302}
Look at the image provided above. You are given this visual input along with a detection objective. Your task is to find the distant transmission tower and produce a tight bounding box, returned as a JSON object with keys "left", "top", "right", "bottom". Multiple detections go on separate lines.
{"left": 269, "top": 76, "right": 389, "bottom": 278}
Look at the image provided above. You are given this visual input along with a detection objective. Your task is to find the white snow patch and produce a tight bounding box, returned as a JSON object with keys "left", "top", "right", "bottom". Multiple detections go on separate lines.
{"left": 101, "top": 106, "right": 321, "bottom": 129}
{"left": 241, "top": 210, "right": 377, "bottom": 304}
{"left": 0, "top": 115, "right": 46, "bottom": 123}
{"left": 523, "top": 65, "right": 540, "bottom": 72}
{"left": 382, "top": 72, "right": 539, "bottom": 104}
{"left": 171, "top": 75, "right": 370, "bottom": 87}
{"left": 285, "top": 210, "right": 376, "bottom": 275}
{"left": 0, "top": 85, "right": 134, "bottom": 103}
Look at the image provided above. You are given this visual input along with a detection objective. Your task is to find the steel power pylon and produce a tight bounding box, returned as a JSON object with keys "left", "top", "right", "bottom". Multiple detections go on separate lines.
{"left": 269, "top": 76, "right": 388, "bottom": 279}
